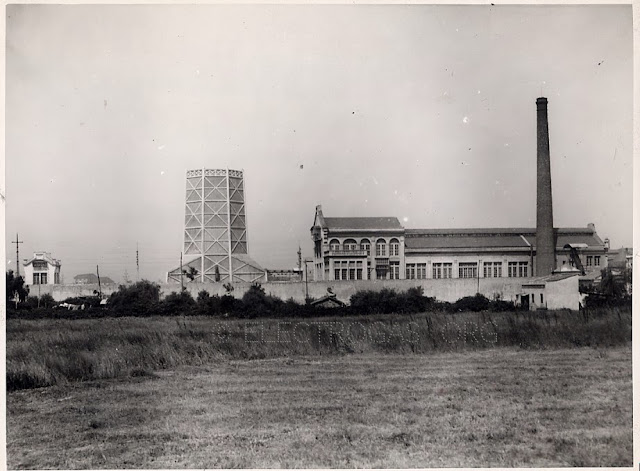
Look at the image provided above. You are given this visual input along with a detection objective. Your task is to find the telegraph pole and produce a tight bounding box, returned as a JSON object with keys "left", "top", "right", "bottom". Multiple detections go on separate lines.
{"left": 12, "top": 233, "right": 23, "bottom": 277}
{"left": 97, "top": 265, "right": 102, "bottom": 297}
{"left": 180, "top": 252, "right": 184, "bottom": 291}
{"left": 136, "top": 242, "right": 140, "bottom": 281}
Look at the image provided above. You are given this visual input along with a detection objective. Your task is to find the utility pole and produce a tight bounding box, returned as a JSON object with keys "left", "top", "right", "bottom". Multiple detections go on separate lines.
{"left": 180, "top": 252, "right": 184, "bottom": 292}
{"left": 136, "top": 242, "right": 140, "bottom": 281}
{"left": 96, "top": 265, "right": 102, "bottom": 297}
{"left": 303, "top": 258, "right": 312, "bottom": 303}
{"left": 12, "top": 233, "right": 23, "bottom": 277}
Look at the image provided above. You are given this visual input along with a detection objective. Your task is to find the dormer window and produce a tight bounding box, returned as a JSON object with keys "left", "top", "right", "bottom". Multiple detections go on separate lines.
{"left": 32, "top": 261, "right": 48, "bottom": 271}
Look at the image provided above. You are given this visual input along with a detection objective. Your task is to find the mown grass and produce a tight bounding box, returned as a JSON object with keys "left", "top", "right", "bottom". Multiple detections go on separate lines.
{"left": 6, "top": 307, "right": 630, "bottom": 391}
{"left": 7, "top": 347, "right": 632, "bottom": 468}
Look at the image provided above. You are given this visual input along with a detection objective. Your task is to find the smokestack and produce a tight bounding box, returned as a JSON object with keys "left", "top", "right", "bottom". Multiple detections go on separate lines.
{"left": 536, "top": 97, "right": 555, "bottom": 276}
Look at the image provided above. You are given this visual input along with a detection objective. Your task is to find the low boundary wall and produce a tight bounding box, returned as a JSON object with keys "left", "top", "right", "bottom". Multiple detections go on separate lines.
{"left": 33, "top": 278, "right": 528, "bottom": 304}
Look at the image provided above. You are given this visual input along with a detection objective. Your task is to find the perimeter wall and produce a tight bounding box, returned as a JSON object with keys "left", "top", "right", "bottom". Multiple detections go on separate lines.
{"left": 33, "top": 278, "right": 529, "bottom": 304}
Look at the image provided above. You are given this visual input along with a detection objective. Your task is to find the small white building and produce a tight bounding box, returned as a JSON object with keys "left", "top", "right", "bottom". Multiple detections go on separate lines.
{"left": 520, "top": 273, "right": 581, "bottom": 310}
{"left": 23, "top": 252, "right": 61, "bottom": 286}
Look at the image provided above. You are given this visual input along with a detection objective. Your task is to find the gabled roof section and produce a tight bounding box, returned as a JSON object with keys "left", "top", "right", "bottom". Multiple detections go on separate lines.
{"left": 323, "top": 217, "right": 403, "bottom": 231}
{"left": 310, "top": 295, "right": 346, "bottom": 307}
{"left": 23, "top": 252, "right": 61, "bottom": 267}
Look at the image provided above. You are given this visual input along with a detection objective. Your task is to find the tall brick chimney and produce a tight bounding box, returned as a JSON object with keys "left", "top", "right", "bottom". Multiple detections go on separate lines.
{"left": 535, "top": 97, "right": 556, "bottom": 276}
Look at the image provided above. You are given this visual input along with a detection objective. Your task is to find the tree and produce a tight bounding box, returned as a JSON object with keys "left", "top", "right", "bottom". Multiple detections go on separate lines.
{"left": 161, "top": 290, "right": 195, "bottom": 315}
{"left": 184, "top": 266, "right": 198, "bottom": 282}
{"left": 599, "top": 267, "right": 631, "bottom": 298}
{"left": 6, "top": 270, "right": 29, "bottom": 309}
{"left": 108, "top": 280, "right": 161, "bottom": 316}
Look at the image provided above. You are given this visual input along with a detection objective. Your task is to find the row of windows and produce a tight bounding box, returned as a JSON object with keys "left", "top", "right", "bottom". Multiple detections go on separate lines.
{"left": 429, "top": 261, "right": 528, "bottom": 279}
{"left": 329, "top": 238, "right": 400, "bottom": 256}
{"left": 433, "top": 263, "right": 453, "bottom": 279}
{"left": 32, "top": 272, "right": 60, "bottom": 284}
{"left": 585, "top": 255, "right": 601, "bottom": 267}
{"left": 326, "top": 261, "right": 533, "bottom": 280}
{"left": 458, "top": 262, "right": 478, "bottom": 279}
{"left": 483, "top": 262, "right": 503, "bottom": 278}
{"left": 507, "top": 261, "right": 529, "bottom": 278}
{"left": 333, "top": 259, "right": 365, "bottom": 280}
{"left": 334, "top": 268, "right": 363, "bottom": 280}
{"left": 406, "top": 263, "right": 427, "bottom": 279}
{"left": 334, "top": 260, "right": 364, "bottom": 268}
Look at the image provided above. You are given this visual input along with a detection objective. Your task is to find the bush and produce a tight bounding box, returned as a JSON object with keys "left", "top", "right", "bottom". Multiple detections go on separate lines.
{"left": 240, "top": 283, "right": 283, "bottom": 318}
{"left": 196, "top": 290, "right": 221, "bottom": 316}
{"left": 161, "top": 290, "right": 196, "bottom": 316}
{"left": 6, "top": 270, "right": 29, "bottom": 309}
{"left": 451, "top": 293, "right": 490, "bottom": 312}
{"left": 349, "top": 287, "right": 435, "bottom": 314}
{"left": 38, "top": 293, "right": 57, "bottom": 309}
{"left": 108, "top": 280, "right": 161, "bottom": 316}
{"left": 488, "top": 299, "right": 516, "bottom": 312}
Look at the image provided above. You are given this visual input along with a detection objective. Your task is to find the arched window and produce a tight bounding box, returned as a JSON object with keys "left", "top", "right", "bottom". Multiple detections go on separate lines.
{"left": 389, "top": 238, "right": 400, "bottom": 257}
{"left": 343, "top": 239, "right": 357, "bottom": 251}
{"left": 360, "top": 239, "right": 371, "bottom": 255}
{"left": 329, "top": 239, "right": 340, "bottom": 251}
{"left": 376, "top": 238, "right": 387, "bottom": 257}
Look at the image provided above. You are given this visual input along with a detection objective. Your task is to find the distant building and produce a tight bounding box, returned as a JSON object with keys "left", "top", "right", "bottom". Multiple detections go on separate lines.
{"left": 266, "top": 269, "right": 303, "bottom": 282}
{"left": 607, "top": 247, "right": 633, "bottom": 272}
{"left": 23, "top": 252, "right": 61, "bottom": 286}
{"left": 606, "top": 247, "right": 633, "bottom": 295}
{"left": 311, "top": 206, "right": 404, "bottom": 281}
{"left": 310, "top": 205, "right": 608, "bottom": 282}
{"left": 74, "top": 273, "right": 116, "bottom": 285}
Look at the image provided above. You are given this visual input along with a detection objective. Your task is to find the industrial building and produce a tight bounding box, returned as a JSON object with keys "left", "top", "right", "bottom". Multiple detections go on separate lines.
{"left": 23, "top": 252, "right": 61, "bottom": 286}
{"left": 167, "top": 168, "right": 266, "bottom": 283}
{"left": 310, "top": 97, "right": 609, "bottom": 311}
{"left": 310, "top": 207, "right": 607, "bottom": 282}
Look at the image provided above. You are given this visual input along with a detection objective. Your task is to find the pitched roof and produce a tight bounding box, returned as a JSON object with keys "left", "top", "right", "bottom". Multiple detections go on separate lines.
{"left": 323, "top": 217, "right": 403, "bottom": 231}
{"left": 311, "top": 295, "right": 346, "bottom": 307}
{"left": 405, "top": 227, "right": 605, "bottom": 252}
{"left": 74, "top": 273, "right": 116, "bottom": 284}
{"left": 522, "top": 273, "right": 580, "bottom": 286}
{"left": 405, "top": 234, "right": 530, "bottom": 250}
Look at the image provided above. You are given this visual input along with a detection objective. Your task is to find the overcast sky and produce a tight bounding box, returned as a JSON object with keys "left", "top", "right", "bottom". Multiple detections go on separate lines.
{"left": 5, "top": 4, "right": 633, "bottom": 283}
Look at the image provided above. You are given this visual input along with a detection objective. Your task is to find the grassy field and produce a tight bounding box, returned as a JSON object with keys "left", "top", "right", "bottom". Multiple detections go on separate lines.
{"left": 7, "top": 346, "right": 631, "bottom": 468}
{"left": 7, "top": 308, "right": 630, "bottom": 390}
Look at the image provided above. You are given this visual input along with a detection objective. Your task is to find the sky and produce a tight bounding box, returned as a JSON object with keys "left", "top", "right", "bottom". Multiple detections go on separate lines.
{"left": 4, "top": 4, "right": 633, "bottom": 283}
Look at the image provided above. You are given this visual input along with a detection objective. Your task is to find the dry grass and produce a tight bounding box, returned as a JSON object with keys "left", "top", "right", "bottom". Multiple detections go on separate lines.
{"left": 7, "top": 346, "right": 631, "bottom": 468}
{"left": 7, "top": 308, "right": 631, "bottom": 391}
